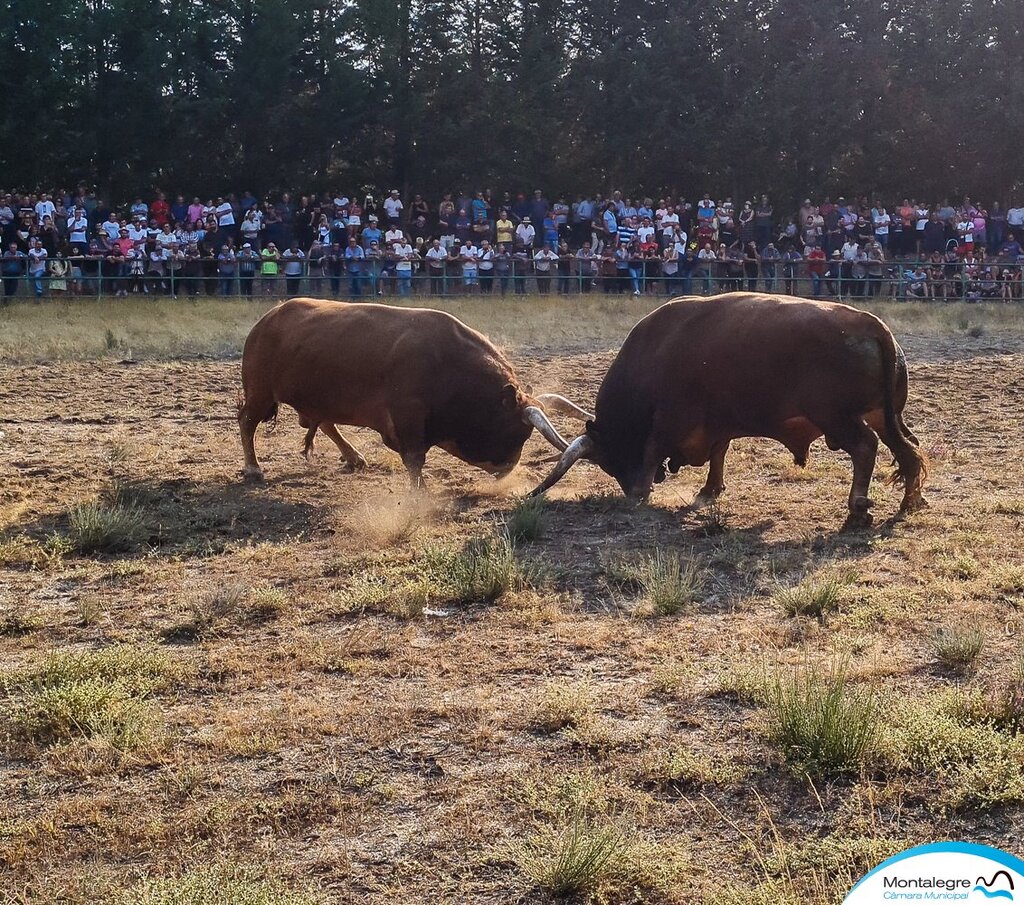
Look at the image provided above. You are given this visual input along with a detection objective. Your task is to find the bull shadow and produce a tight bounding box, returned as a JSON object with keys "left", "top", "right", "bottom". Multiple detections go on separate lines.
{"left": 511, "top": 493, "right": 889, "bottom": 612}
{"left": 11, "top": 475, "right": 321, "bottom": 559}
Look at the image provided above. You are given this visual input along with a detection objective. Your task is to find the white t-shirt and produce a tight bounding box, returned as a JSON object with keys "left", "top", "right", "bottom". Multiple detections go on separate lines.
{"left": 282, "top": 249, "right": 305, "bottom": 275}
{"left": 35, "top": 200, "right": 56, "bottom": 224}
{"left": 128, "top": 224, "right": 147, "bottom": 243}
{"left": 383, "top": 197, "right": 403, "bottom": 219}
{"left": 660, "top": 213, "right": 679, "bottom": 235}
{"left": 426, "top": 247, "right": 447, "bottom": 269}
{"left": 385, "top": 228, "right": 404, "bottom": 246}
{"left": 157, "top": 230, "right": 177, "bottom": 249}
{"left": 216, "top": 203, "right": 235, "bottom": 226}
{"left": 477, "top": 248, "right": 494, "bottom": 270}
{"left": 68, "top": 217, "right": 89, "bottom": 243}
{"left": 533, "top": 250, "right": 556, "bottom": 271}
{"left": 102, "top": 220, "right": 121, "bottom": 241}
{"left": 28, "top": 247, "right": 48, "bottom": 273}
{"left": 460, "top": 245, "right": 479, "bottom": 271}
{"left": 394, "top": 243, "right": 414, "bottom": 271}
{"left": 516, "top": 224, "right": 535, "bottom": 245}
{"left": 637, "top": 225, "right": 655, "bottom": 243}
{"left": 873, "top": 213, "right": 890, "bottom": 235}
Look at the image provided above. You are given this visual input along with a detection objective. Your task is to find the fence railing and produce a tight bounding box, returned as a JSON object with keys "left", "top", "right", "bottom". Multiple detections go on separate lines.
{"left": 2, "top": 257, "right": 1022, "bottom": 302}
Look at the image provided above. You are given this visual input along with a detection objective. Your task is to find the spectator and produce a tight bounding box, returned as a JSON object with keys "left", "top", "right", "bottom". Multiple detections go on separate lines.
{"left": 394, "top": 236, "right": 416, "bottom": 295}
{"left": 260, "top": 242, "right": 281, "bottom": 294}
{"left": 217, "top": 245, "right": 237, "bottom": 295}
{"left": 478, "top": 239, "right": 494, "bottom": 294}
{"left": 516, "top": 217, "right": 535, "bottom": 251}
{"left": 760, "top": 242, "right": 781, "bottom": 292}
{"left": 307, "top": 239, "right": 325, "bottom": 294}
{"left": 494, "top": 243, "right": 513, "bottom": 295}
{"left": 324, "top": 241, "right": 344, "bottom": 295}
{"left": 281, "top": 242, "right": 305, "bottom": 296}
{"left": 27, "top": 237, "right": 48, "bottom": 298}
{"left": 782, "top": 244, "right": 802, "bottom": 295}
{"left": 805, "top": 243, "right": 826, "bottom": 297}
{"left": 383, "top": 189, "right": 403, "bottom": 227}
{"left": 743, "top": 241, "right": 759, "bottom": 292}
{"left": 344, "top": 236, "right": 364, "bottom": 298}
{"left": 533, "top": 245, "right": 557, "bottom": 294}
{"left": 2, "top": 242, "right": 25, "bottom": 300}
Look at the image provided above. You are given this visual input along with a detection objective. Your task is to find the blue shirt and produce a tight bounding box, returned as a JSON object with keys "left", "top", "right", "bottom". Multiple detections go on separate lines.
{"left": 576, "top": 200, "right": 594, "bottom": 220}
{"left": 361, "top": 227, "right": 381, "bottom": 249}
{"left": 603, "top": 209, "right": 618, "bottom": 235}
{"left": 345, "top": 245, "right": 365, "bottom": 272}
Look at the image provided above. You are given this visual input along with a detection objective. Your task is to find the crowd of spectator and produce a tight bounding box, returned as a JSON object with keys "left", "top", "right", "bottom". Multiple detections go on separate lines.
{"left": 4, "top": 186, "right": 1024, "bottom": 302}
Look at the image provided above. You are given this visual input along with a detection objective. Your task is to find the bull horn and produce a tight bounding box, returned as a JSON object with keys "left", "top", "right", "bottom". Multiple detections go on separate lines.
{"left": 536, "top": 393, "right": 595, "bottom": 422}
{"left": 529, "top": 434, "right": 595, "bottom": 497}
{"left": 523, "top": 405, "right": 570, "bottom": 452}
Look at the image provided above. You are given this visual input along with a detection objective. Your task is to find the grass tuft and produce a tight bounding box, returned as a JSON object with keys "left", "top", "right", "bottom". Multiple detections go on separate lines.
{"left": 512, "top": 813, "right": 627, "bottom": 898}
{"left": 504, "top": 495, "right": 546, "bottom": 543}
{"left": 68, "top": 499, "right": 146, "bottom": 554}
{"left": 775, "top": 573, "right": 853, "bottom": 620}
{"left": 5, "top": 645, "right": 176, "bottom": 750}
{"left": 930, "top": 624, "right": 986, "bottom": 674}
{"left": 766, "top": 661, "right": 878, "bottom": 777}
{"left": 610, "top": 548, "right": 708, "bottom": 615}
{"left": 114, "top": 863, "right": 321, "bottom": 905}
{"left": 531, "top": 680, "right": 597, "bottom": 733}
{"left": 247, "top": 584, "right": 291, "bottom": 621}
{"left": 425, "top": 533, "right": 532, "bottom": 605}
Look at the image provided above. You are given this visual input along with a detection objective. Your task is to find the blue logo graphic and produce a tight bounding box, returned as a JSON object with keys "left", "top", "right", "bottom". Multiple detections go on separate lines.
{"left": 845, "top": 842, "right": 1024, "bottom": 904}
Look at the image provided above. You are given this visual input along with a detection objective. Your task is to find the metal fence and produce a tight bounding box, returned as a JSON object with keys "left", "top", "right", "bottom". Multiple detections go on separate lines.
{"left": 2, "top": 257, "right": 1022, "bottom": 302}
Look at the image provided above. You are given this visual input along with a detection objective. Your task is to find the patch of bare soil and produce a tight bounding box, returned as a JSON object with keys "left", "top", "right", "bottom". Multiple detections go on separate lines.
{"left": 1, "top": 329, "right": 1023, "bottom": 903}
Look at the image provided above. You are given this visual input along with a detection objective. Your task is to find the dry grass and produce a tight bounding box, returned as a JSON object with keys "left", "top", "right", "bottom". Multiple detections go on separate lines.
{"left": 2, "top": 299, "right": 1024, "bottom": 903}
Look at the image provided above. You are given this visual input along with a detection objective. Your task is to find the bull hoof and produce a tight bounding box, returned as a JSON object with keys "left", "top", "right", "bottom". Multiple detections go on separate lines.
{"left": 693, "top": 486, "right": 725, "bottom": 508}
{"left": 899, "top": 494, "right": 928, "bottom": 515}
{"left": 242, "top": 468, "right": 265, "bottom": 484}
{"left": 340, "top": 457, "right": 368, "bottom": 474}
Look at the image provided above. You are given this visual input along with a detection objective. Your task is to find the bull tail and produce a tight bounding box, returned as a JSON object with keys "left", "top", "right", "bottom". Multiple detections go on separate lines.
{"left": 877, "top": 334, "right": 927, "bottom": 510}
{"left": 236, "top": 388, "right": 278, "bottom": 428}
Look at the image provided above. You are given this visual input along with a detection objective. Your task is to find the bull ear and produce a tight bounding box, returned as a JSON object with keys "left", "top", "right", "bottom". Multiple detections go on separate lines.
{"left": 585, "top": 419, "right": 600, "bottom": 441}
{"left": 501, "top": 383, "right": 520, "bottom": 410}
{"left": 524, "top": 383, "right": 534, "bottom": 395}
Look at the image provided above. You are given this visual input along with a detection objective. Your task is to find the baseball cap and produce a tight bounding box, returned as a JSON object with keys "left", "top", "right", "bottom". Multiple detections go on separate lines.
{"left": 242, "top": 242, "right": 251, "bottom": 248}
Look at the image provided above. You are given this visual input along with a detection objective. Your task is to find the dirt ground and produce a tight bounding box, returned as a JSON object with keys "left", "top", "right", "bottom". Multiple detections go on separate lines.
{"left": 1, "top": 304, "right": 1024, "bottom": 903}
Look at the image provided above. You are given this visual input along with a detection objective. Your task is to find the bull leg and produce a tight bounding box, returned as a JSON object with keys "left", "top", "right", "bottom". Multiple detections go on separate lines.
{"left": 865, "top": 411, "right": 927, "bottom": 514}
{"left": 238, "top": 399, "right": 274, "bottom": 483}
{"left": 401, "top": 448, "right": 427, "bottom": 489}
{"left": 824, "top": 419, "right": 878, "bottom": 530}
{"left": 318, "top": 423, "right": 368, "bottom": 472}
{"left": 695, "top": 440, "right": 730, "bottom": 505}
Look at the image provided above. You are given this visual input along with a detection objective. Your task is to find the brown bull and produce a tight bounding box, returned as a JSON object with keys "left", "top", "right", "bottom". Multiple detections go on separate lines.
{"left": 238, "top": 298, "right": 575, "bottom": 484}
{"left": 531, "top": 293, "right": 927, "bottom": 529}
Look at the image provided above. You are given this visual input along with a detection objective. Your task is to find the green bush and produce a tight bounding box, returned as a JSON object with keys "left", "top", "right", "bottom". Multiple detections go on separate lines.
{"left": 505, "top": 495, "right": 547, "bottom": 543}
{"left": 6, "top": 645, "right": 176, "bottom": 750}
{"left": 114, "top": 864, "right": 321, "bottom": 905}
{"left": 68, "top": 499, "right": 146, "bottom": 553}
{"left": 767, "top": 662, "right": 878, "bottom": 777}
{"left": 775, "top": 574, "right": 852, "bottom": 620}
{"left": 930, "top": 625, "right": 986, "bottom": 674}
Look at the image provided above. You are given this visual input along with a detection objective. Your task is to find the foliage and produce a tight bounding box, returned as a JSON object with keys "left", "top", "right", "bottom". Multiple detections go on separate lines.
{"left": 766, "top": 661, "right": 878, "bottom": 778}
{"left": 4, "top": 1, "right": 1023, "bottom": 200}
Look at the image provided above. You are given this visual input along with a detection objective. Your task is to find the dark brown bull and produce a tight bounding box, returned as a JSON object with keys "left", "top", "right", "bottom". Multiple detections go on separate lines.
{"left": 531, "top": 293, "right": 927, "bottom": 529}
{"left": 238, "top": 298, "right": 573, "bottom": 484}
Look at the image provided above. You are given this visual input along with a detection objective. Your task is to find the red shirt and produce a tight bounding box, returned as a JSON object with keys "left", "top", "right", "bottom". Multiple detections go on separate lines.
{"left": 806, "top": 247, "right": 826, "bottom": 275}
{"left": 151, "top": 198, "right": 170, "bottom": 225}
